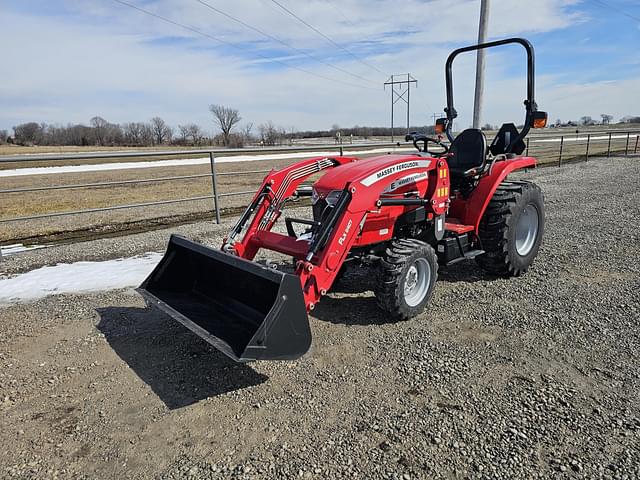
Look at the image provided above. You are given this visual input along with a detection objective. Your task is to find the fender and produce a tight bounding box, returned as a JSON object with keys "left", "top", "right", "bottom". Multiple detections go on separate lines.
{"left": 454, "top": 157, "right": 536, "bottom": 231}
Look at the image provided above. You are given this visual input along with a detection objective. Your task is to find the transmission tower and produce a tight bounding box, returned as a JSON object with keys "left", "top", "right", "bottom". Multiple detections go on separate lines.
{"left": 384, "top": 74, "right": 418, "bottom": 142}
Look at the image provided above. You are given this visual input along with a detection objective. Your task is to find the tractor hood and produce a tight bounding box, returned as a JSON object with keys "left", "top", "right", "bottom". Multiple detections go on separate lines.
{"left": 314, "top": 154, "right": 433, "bottom": 194}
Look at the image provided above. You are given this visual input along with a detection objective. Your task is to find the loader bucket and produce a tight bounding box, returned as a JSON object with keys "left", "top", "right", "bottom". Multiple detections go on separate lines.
{"left": 138, "top": 235, "right": 311, "bottom": 362}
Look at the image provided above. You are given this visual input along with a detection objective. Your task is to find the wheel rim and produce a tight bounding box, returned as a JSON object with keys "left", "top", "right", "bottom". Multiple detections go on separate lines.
{"left": 515, "top": 203, "right": 540, "bottom": 256}
{"left": 403, "top": 258, "right": 431, "bottom": 307}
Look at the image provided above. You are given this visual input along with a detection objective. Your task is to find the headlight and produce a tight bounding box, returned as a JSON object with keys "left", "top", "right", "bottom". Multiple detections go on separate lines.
{"left": 325, "top": 190, "right": 342, "bottom": 206}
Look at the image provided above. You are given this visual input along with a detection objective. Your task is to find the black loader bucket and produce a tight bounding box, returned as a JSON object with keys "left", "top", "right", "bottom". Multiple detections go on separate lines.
{"left": 137, "top": 235, "right": 311, "bottom": 362}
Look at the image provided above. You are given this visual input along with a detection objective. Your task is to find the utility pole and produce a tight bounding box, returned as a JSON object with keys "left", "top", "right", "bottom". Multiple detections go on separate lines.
{"left": 384, "top": 74, "right": 418, "bottom": 141}
{"left": 472, "top": 0, "right": 490, "bottom": 129}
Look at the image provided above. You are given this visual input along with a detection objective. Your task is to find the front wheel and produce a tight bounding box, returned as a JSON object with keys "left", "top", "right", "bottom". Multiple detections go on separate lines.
{"left": 476, "top": 180, "right": 545, "bottom": 276}
{"left": 375, "top": 239, "right": 438, "bottom": 320}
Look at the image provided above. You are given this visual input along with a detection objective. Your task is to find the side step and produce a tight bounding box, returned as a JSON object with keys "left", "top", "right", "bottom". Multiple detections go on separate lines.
{"left": 437, "top": 232, "right": 485, "bottom": 265}
{"left": 447, "top": 248, "right": 485, "bottom": 265}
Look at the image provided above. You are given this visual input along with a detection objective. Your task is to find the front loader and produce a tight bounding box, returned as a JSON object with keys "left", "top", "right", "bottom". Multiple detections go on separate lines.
{"left": 139, "top": 38, "right": 548, "bottom": 362}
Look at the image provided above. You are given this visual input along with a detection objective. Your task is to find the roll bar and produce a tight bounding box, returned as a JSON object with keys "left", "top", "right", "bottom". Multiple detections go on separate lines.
{"left": 444, "top": 37, "right": 538, "bottom": 153}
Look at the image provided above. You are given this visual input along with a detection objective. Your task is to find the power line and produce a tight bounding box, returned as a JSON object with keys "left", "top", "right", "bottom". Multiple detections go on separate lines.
{"left": 325, "top": 0, "right": 359, "bottom": 29}
{"left": 268, "top": 0, "right": 388, "bottom": 77}
{"left": 194, "top": 0, "right": 379, "bottom": 86}
{"left": 111, "top": 0, "right": 379, "bottom": 91}
{"left": 590, "top": 0, "right": 640, "bottom": 22}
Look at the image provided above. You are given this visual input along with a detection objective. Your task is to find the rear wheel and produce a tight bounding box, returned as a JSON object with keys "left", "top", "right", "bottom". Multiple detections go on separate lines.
{"left": 375, "top": 239, "right": 438, "bottom": 320}
{"left": 476, "top": 180, "right": 545, "bottom": 276}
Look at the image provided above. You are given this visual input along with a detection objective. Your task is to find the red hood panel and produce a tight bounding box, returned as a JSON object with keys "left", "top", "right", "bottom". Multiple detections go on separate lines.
{"left": 314, "top": 154, "right": 436, "bottom": 192}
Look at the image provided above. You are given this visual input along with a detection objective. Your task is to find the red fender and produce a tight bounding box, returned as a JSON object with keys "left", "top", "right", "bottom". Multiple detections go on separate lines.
{"left": 451, "top": 157, "right": 536, "bottom": 232}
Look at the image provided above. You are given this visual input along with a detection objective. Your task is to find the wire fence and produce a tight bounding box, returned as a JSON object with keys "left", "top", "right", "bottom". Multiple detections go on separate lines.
{"left": 0, "top": 131, "right": 638, "bottom": 238}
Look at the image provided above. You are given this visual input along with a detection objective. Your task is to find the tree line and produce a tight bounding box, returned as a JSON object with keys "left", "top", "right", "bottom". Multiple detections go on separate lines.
{"left": 2, "top": 105, "right": 638, "bottom": 148}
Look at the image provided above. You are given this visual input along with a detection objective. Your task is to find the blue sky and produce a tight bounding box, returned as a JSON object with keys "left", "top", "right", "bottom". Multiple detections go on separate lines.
{"left": 1, "top": 0, "right": 639, "bottom": 133}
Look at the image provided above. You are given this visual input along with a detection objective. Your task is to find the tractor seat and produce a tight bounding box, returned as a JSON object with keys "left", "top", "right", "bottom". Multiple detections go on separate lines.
{"left": 448, "top": 128, "right": 488, "bottom": 177}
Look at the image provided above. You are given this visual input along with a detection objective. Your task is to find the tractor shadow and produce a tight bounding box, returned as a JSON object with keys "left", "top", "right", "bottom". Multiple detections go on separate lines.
{"left": 313, "top": 267, "right": 398, "bottom": 325}
{"left": 314, "top": 261, "right": 499, "bottom": 325}
{"left": 96, "top": 306, "right": 268, "bottom": 410}
{"left": 437, "top": 260, "right": 501, "bottom": 284}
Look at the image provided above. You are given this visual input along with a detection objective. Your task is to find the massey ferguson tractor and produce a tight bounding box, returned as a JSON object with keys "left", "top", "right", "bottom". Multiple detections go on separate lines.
{"left": 139, "top": 38, "right": 548, "bottom": 362}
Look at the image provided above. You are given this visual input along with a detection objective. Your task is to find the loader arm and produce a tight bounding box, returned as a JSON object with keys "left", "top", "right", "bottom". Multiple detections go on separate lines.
{"left": 225, "top": 155, "right": 355, "bottom": 258}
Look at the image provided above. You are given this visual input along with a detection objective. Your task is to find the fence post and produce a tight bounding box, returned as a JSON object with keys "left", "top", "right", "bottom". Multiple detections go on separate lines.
{"left": 339, "top": 145, "right": 344, "bottom": 156}
{"left": 525, "top": 137, "right": 529, "bottom": 157}
{"left": 607, "top": 132, "right": 612, "bottom": 157}
{"left": 585, "top": 134, "right": 590, "bottom": 161}
{"left": 625, "top": 133, "right": 630, "bottom": 156}
{"left": 635, "top": 135, "right": 639, "bottom": 154}
{"left": 558, "top": 136, "right": 564, "bottom": 167}
{"left": 209, "top": 152, "right": 221, "bottom": 224}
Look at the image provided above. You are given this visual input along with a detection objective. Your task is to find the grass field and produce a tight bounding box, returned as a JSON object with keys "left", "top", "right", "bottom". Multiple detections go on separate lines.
{"left": 1, "top": 128, "right": 638, "bottom": 243}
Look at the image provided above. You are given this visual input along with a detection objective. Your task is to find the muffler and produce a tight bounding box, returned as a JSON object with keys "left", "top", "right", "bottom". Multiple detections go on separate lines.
{"left": 138, "top": 235, "right": 311, "bottom": 362}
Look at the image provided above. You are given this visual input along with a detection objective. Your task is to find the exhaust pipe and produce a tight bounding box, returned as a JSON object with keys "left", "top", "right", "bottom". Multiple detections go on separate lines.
{"left": 138, "top": 235, "right": 311, "bottom": 362}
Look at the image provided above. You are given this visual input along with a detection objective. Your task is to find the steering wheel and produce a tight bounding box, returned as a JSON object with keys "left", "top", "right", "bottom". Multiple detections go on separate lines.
{"left": 405, "top": 133, "right": 449, "bottom": 155}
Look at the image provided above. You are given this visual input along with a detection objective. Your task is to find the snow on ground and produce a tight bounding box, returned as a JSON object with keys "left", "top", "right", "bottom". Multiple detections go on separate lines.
{"left": 0, "top": 146, "right": 414, "bottom": 178}
{"left": 0, "top": 252, "right": 162, "bottom": 305}
{"left": 1, "top": 243, "right": 49, "bottom": 257}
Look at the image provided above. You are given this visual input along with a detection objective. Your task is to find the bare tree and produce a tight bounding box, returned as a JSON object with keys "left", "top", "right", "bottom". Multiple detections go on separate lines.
{"left": 123, "top": 122, "right": 147, "bottom": 146}
{"left": 150, "top": 117, "right": 173, "bottom": 145}
{"left": 178, "top": 124, "right": 190, "bottom": 144}
{"left": 579, "top": 116, "right": 594, "bottom": 126}
{"left": 0, "top": 129, "right": 8, "bottom": 144}
{"left": 90, "top": 116, "right": 109, "bottom": 145}
{"left": 178, "top": 123, "right": 204, "bottom": 145}
{"left": 13, "top": 122, "right": 43, "bottom": 145}
{"left": 601, "top": 114, "right": 613, "bottom": 125}
{"left": 187, "top": 124, "right": 204, "bottom": 145}
{"left": 209, "top": 104, "right": 241, "bottom": 146}
{"left": 241, "top": 122, "right": 254, "bottom": 142}
{"left": 258, "top": 121, "right": 285, "bottom": 146}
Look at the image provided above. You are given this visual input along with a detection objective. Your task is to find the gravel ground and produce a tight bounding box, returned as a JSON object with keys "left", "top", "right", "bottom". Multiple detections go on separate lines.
{"left": 1, "top": 156, "right": 639, "bottom": 479}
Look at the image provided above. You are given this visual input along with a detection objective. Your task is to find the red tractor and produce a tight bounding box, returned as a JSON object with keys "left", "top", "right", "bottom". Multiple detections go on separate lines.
{"left": 140, "top": 38, "right": 548, "bottom": 362}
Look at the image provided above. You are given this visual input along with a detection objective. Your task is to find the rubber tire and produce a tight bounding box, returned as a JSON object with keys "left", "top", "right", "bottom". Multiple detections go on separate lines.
{"left": 375, "top": 239, "right": 438, "bottom": 320}
{"left": 476, "top": 180, "right": 545, "bottom": 277}
{"left": 329, "top": 263, "right": 348, "bottom": 291}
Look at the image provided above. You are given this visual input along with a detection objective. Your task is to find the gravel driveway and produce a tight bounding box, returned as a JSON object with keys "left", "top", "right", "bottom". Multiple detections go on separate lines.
{"left": 1, "top": 156, "right": 639, "bottom": 479}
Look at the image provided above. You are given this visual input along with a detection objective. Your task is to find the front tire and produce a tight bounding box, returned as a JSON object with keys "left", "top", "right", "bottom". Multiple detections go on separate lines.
{"left": 476, "top": 180, "right": 545, "bottom": 276}
{"left": 375, "top": 239, "right": 438, "bottom": 320}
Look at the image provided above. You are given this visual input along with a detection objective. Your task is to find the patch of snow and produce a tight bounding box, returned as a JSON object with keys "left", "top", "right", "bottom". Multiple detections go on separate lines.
{"left": 0, "top": 147, "right": 414, "bottom": 178}
{"left": 1, "top": 243, "right": 49, "bottom": 257}
{"left": 0, "top": 252, "right": 163, "bottom": 305}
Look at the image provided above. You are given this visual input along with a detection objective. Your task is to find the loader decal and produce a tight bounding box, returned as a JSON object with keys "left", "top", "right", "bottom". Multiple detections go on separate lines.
{"left": 383, "top": 172, "right": 429, "bottom": 193}
{"left": 360, "top": 160, "right": 431, "bottom": 187}
{"left": 338, "top": 219, "right": 353, "bottom": 246}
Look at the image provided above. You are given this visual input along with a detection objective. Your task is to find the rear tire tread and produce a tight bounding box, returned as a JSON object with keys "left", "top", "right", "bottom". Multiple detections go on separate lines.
{"left": 476, "top": 180, "right": 544, "bottom": 276}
